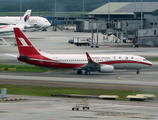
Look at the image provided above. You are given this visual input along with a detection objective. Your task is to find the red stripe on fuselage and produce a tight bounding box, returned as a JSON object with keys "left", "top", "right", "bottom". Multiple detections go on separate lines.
{"left": 0, "top": 26, "right": 13, "bottom": 29}
{"left": 18, "top": 59, "right": 84, "bottom": 68}
{"left": 99, "top": 60, "right": 152, "bottom": 66}
{"left": 18, "top": 58, "right": 152, "bottom": 69}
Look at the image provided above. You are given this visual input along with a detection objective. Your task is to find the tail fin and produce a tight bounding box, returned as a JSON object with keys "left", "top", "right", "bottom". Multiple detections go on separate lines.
{"left": 16, "top": 9, "right": 32, "bottom": 25}
{"left": 14, "top": 27, "right": 40, "bottom": 56}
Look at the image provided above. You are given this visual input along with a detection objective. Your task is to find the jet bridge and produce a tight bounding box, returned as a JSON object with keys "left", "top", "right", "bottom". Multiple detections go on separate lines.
{"left": 0, "top": 38, "right": 9, "bottom": 45}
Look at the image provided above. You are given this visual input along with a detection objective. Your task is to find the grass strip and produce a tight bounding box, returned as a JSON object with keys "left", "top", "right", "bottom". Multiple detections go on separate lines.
{"left": 0, "top": 84, "right": 157, "bottom": 100}
{"left": 147, "top": 57, "right": 158, "bottom": 61}
{"left": 0, "top": 64, "right": 63, "bottom": 72}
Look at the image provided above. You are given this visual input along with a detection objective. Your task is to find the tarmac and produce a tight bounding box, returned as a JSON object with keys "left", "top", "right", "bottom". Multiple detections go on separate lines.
{"left": 0, "top": 95, "right": 158, "bottom": 120}
{"left": 1, "top": 28, "right": 158, "bottom": 120}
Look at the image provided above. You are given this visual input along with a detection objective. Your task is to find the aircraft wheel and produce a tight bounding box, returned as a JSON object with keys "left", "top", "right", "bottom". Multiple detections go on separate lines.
{"left": 137, "top": 69, "right": 140, "bottom": 74}
{"left": 85, "top": 70, "right": 90, "bottom": 75}
{"left": 77, "top": 70, "right": 82, "bottom": 75}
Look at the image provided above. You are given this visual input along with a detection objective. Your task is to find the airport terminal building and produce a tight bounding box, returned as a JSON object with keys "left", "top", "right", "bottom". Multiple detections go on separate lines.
{"left": 49, "top": 2, "right": 158, "bottom": 47}
{"left": 77, "top": 2, "right": 158, "bottom": 47}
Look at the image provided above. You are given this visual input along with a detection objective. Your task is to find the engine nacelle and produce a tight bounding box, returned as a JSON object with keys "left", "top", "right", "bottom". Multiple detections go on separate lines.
{"left": 34, "top": 24, "right": 39, "bottom": 28}
{"left": 24, "top": 25, "right": 32, "bottom": 29}
{"left": 99, "top": 65, "right": 114, "bottom": 73}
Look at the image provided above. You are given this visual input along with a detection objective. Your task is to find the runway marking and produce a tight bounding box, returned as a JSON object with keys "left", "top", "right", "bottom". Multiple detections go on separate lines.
{"left": 92, "top": 114, "right": 148, "bottom": 120}
{"left": 0, "top": 60, "right": 9, "bottom": 62}
{"left": 117, "top": 75, "right": 128, "bottom": 80}
{"left": 91, "top": 111, "right": 154, "bottom": 120}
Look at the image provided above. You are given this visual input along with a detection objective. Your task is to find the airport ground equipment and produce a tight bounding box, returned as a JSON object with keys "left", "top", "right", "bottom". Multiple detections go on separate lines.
{"left": 136, "top": 94, "right": 156, "bottom": 100}
{"left": 72, "top": 99, "right": 89, "bottom": 111}
{"left": 73, "top": 37, "right": 91, "bottom": 46}
{"left": 126, "top": 94, "right": 156, "bottom": 101}
{"left": 99, "top": 95, "right": 119, "bottom": 100}
{"left": 0, "top": 38, "right": 9, "bottom": 45}
{"left": 1, "top": 88, "right": 7, "bottom": 99}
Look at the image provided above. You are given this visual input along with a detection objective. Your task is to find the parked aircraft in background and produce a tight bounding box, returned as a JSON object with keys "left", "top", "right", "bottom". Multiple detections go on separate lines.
{"left": 13, "top": 27, "right": 152, "bottom": 75}
{"left": 0, "top": 16, "right": 51, "bottom": 31}
{"left": 0, "top": 9, "right": 31, "bottom": 36}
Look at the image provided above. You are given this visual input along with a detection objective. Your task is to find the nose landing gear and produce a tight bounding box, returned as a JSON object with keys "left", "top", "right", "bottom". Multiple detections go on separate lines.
{"left": 136, "top": 69, "right": 140, "bottom": 74}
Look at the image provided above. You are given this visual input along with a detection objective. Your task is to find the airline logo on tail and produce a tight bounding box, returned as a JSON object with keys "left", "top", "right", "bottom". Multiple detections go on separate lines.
{"left": 24, "top": 15, "right": 30, "bottom": 22}
{"left": 18, "top": 38, "right": 29, "bottom": 46}
{"left": 16, "top": 9, "right": 31, "bottom": 25}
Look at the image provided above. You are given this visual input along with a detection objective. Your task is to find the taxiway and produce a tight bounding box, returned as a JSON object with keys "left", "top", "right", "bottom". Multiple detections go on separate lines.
{"left": 0, "top": 29, "right": 158, "bottom": 120}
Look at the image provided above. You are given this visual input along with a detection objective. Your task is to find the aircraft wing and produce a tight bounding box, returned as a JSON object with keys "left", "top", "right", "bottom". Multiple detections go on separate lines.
{"left": 80, "top": 52, "right": 100, "bottom": 70}
{"left": 79, "top": 52, "right": 114, "bottom": 74}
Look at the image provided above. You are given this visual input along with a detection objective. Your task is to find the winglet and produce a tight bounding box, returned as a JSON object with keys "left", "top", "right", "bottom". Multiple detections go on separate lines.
{"left": 86, "top": 52, "right": 93, "bottom": 62}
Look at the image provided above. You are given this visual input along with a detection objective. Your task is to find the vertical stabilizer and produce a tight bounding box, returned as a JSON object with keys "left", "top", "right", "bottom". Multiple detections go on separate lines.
{"left": 16, "top": 9, "right": 31, "bottom": 25}
{"left": 14, "top": 27, "right": 40, "bottom": 56}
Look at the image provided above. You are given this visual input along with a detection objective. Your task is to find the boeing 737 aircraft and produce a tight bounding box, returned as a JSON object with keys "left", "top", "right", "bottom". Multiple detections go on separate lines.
{"left": 13, "top": 27, "right": 152, "bottom": 75}
{"left": 0, "top": 10, "right": 31, "bottom": 36}
{"left": 0, "top": 16, "right": 51, "bottom": 31}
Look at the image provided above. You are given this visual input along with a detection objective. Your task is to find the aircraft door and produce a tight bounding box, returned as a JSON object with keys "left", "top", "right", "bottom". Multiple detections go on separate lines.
{"left": 137, "top": 58, "right": 140, "bottom": 64}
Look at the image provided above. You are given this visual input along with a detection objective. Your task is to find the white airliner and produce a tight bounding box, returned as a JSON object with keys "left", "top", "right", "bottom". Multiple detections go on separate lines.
{"left": 13, "top": 27, "right": 152, "bottom": 75}
{"left": 0, "top": 16, "right": 51, "bottom": 31}
{"left": 0, "top": 9, "right": 31, "bottom": 36}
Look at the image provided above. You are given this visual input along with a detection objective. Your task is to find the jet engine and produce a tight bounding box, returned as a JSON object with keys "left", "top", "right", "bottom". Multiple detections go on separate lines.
{"left": 99, "top": 65, "right": 114, "bottom": 73}
{"left": 24, "top": 25, "right": 32, "bottom": 29}
{"left": 34, "top": 24, "right": 39, "bottom": 28}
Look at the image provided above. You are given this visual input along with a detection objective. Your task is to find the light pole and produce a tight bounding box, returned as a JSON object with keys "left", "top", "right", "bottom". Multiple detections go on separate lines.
{"left": 55, "top": 0, "right": 56, "bottom": 17}
{"left": 134, "top": 0, "right": 136, "bottom": 18}
{"left": 141, "top": 0, "right": 143, "bottom": 29}
{"left": 20, "top": 0, "right": 22, "bottom": 19}
{"left": 83, "top": 0, "right": 84, "bottom": 17}
{"left": 54, "top": 0, "right": 57, "bottom": 31}
{"left": 108, "top": 0, "right": 110, "bottom": 22}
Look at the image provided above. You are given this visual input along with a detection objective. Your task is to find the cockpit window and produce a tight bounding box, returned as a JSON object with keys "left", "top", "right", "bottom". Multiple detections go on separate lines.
{"left": 143, "top": 59, "right": 147, "bottom": 61}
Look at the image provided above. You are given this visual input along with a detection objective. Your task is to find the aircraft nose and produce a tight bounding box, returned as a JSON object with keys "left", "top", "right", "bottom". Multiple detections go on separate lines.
{"left": 47, "top": 22, "right": 51, "bottom": 27}
{"left": 148, "top": 61, "right": 152, "bottom": 66}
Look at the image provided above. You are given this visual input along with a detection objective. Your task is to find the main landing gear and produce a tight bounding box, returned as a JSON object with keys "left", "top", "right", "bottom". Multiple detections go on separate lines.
{"left": 85, "top": 68, "right": 90, "bottom": 75}
{"left": 85, "top": 71, "right": 90, "bottom": 75}
{"left": 77, "top": 70, "right": 90, "bottom": 75}
{"left": 78, "top": 69, "right": 141, "bottom": 74}
{"left": 77, "top": 70, "right": 82, "bottom": 75}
